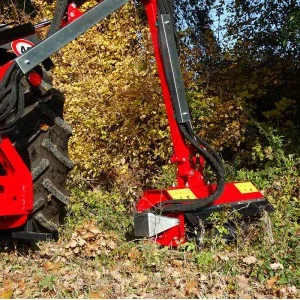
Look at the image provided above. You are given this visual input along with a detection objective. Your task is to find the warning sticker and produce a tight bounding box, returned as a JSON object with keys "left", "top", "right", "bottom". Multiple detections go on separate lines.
{"left": 167, "top": 188, "right": 197, "bottom": 200}
{"left": 11, "top": 39, "right": 34, "bottom": 56}
{"left": 234, "top": 182, "right": 259, "bottom": 194}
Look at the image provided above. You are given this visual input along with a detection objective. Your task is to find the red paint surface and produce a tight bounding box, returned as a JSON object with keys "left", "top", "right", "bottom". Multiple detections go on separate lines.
{"left": 0, "top": 138, "right": 33, "bottom": 229}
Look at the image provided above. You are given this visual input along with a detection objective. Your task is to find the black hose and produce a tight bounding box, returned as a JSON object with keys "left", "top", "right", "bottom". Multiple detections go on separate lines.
{"left": 151, "top": 123, "right": 225, "bottom": 213}
{"left": 0, "top": 62, "right": 25, "bottom": 134}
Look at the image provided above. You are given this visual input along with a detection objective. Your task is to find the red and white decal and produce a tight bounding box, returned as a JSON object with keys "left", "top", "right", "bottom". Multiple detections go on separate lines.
{"left": 11, "top": 39, "right": 34, "bottom": 56}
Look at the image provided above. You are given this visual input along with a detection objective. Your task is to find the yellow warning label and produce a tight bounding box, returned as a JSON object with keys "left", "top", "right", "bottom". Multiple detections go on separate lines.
{"left": 234, "top": 182, "right": 258, "bottom": 194}
{"left": 167, "top": 188, "right": 197, "bottom": 200}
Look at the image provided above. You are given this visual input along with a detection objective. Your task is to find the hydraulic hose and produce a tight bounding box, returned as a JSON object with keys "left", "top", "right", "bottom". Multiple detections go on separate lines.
{"left": 152, "top": 123, "right": 225, "bottom": 213}
{"left": 0, "top": 62, "right": 25, "bottom": 134}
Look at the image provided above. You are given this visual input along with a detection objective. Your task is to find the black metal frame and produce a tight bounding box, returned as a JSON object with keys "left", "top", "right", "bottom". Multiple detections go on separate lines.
{"left": 158, "top": 14, "right": 191, "bottom": 124}
{"left": 185, "top": 198, "right": 274, "bottom": 226}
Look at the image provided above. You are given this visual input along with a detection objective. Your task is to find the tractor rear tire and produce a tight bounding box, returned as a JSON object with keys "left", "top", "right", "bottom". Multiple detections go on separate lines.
{"left": 8, "top": 75, "right": 73, "bottom": 237}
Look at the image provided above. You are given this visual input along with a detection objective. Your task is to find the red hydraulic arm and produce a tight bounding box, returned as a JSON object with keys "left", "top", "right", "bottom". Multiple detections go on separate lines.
{"left": 141, "top": 0, "right": 204, "bottom": 188}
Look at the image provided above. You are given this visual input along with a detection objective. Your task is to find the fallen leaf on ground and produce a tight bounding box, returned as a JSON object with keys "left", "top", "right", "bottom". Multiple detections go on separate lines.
{"left": 78, "top": 237, "right": 86, "bottom": 246}
{"left": 270, "top": 262, "right": 284, "bottom": 270}
{"left": 236, "top": 275, "right": 249, "bottom": 289}
{"left": 276, "top": 287, "right": 287, "bottom": 298}
{"left": 89, "top": 227, "right": 101, "bottom": 234}
{"left": 287, "top": 286, "right": 297, "bottom": 295}
{"left": 18, "top": 281, "right": 26, "bottom": 290}
{"left": 133, "top": 273, "right": 148, "bottom": 287}
{"left": 238, "top": 293, "right": 252, "bottom": 298}
{"left": 199, "top": 274, "right": 208, "bottom": 281}
{"left": 217, "top": 254, "right": 229, "bottom": 261}
{"left": 185, "top": 279, "right": 199, "bottom": 296}
{"left": 40, "top": 124, "right": 49, "bottom": 131}
{"left": 210, "top": 289, "right": 223, "bottom": 298}
{"left": 171, "top": 259, "right": 183, "bottom": 267}
{"left": 89, "top": 292, "right": 100, "bottom": 299}
{"left": 0, "top": 289, "right": 13, "bottom": 299}
{"left": 44, "top": 261, "right": 54, "bottom": 270}
{"left": 67, "top": 240, "right": 77, "bottom": 248}
{"left": 242, "top": 256, "right": 257, "bottom": 265}
{"left": 89, "top": 291, "right": 107, "bottom": 299}
{"left": 266, "top": 275, "right": 278, "bottom": 289}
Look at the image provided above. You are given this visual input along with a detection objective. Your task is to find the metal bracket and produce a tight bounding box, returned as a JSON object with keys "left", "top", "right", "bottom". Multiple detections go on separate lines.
{"left": 134, "top": 212, "right": 180, "bottom": 237}
{"left": 12, "top": 231, "right": 53, "bottom": 241}
{"left": 15, "top": 0, "right": 129, "bottom": 74}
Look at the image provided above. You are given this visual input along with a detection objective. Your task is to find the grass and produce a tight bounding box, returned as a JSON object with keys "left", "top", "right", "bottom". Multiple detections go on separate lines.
{"left": 1, "top": 153, "right": 299, "bottom": 298}
{"left": 0, "top": 126, "right": 299, "bottom": 298}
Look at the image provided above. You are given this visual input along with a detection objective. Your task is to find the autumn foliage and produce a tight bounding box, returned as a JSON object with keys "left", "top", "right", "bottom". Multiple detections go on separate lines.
{"left": 48, "top": 1, "right": 172, "bottom": 196}
{"left": 2, "top": 0, "right": 297, "bottom": 196}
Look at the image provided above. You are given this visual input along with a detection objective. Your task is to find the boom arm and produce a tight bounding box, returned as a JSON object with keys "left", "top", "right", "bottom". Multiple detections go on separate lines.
{"left": 15, "top": 0, "right": 129, "bottom": 74}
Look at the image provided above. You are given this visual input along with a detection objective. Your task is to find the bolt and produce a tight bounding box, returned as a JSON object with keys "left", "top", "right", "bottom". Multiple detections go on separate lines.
{"left": 71, "top": 3, "right": 77, "bottom": 8}
{"left": 164, "top": 21, "right": 170, "bottom": 24}
{"left": 189, "top": 170, "right": 195, "bottom": 176}
{"left": 70, "top": 12, "right": 75, "bottom": 18}
{"left": 24, "top": 60, "right": 30, "bottom": 65}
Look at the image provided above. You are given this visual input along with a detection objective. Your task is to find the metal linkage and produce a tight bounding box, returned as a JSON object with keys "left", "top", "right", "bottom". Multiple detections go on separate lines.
{"left": 16, "top": 0, "right": 129, "bottom": 74}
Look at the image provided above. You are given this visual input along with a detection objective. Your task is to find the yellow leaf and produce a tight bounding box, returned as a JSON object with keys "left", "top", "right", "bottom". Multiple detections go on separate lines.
{"left": 44, "top": 261, "right": 54, "bottom": 270}
{"left": 45, "top": 261, "right": 61, "bottom": 271}
{"left": 90, "top": 292, "right": 101, "bottom": 299}
{"left": 171, "top": 259, "right": 183, "bottom": 267}
{"left": 40, "top": 124, "right": 49, "bottom": 131}
{"left": 0, "top": 289, "right": 13, "bottom": 299}
{"left": 266, "top": 275, "right": 279, "bottom": 289}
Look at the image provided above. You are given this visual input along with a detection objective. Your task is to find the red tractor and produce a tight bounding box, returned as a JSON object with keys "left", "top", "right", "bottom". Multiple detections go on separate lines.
{"left": 0, "top": 0, "right": 272, "bottom": 246}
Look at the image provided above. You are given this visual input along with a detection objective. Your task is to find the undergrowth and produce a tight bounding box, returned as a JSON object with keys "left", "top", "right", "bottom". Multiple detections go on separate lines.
{"left": 58, "top": 126, "right": 300, "bottom": 298}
